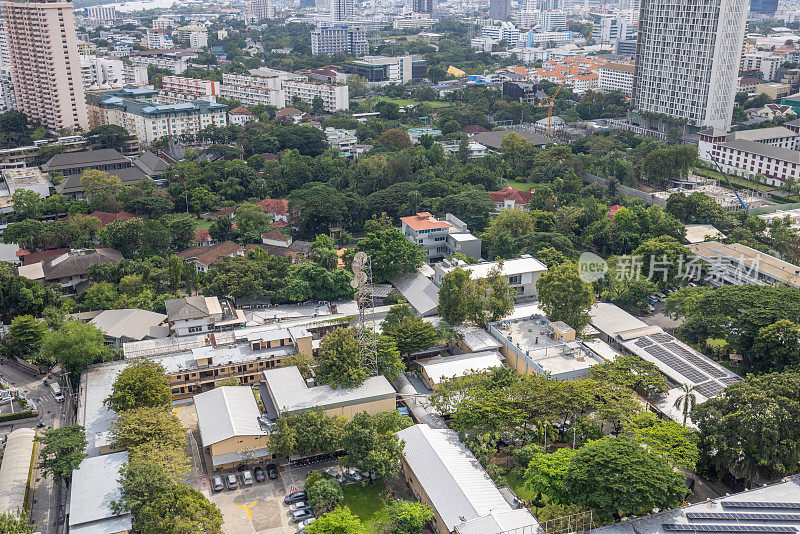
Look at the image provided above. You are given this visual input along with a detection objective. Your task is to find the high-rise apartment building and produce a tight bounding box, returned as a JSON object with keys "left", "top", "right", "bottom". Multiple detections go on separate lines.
{"left": 85, "top": 5, "right": 115, "bottom": 23}
{"left": 244, "top": 0, "right": 275, "bottom": 23}
{"left": 311, "top": 24, "right": 368, "bottom": 55}
{"left": 750, "top": 0, "right": 778, "bottom": 13}
{"left": 1, "top": 0, "right": 88, "bottom": 131}
{"left": 632, "top": 0, "right": 748, "bottom": 131}
{"left": 412, "top": 0, "right": 432, "bottom": 14}
{"left": 489, "top": 0, "right": 510, "bottom": 20}
{"left": 330, "top": 0, "right": 353, "bottom": 21}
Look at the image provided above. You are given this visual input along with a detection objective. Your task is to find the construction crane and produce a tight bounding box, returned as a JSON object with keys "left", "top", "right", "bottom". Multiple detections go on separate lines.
{"left": 706, "top": 151, "right": 749, "bottom": 212}
{"left": 539, "top": 81, "right": 566, "bottom": 134}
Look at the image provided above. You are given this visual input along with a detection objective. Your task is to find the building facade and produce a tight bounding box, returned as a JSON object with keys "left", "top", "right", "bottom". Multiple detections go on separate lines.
{"left": 282, "top": 79, "right": 349, "bottom": 112}
{"left": 412, "top": 0, "right": 432, "bottom": 13}
{"left": 80, "top": 56, "right": 124, "bottom": 89}
{"left": 244, "top": 0, "right": 275, "bottom": 22}
{"left": 400, "top": 212, "right": 481, "bottom": 263}
{"left": 311, "top": 24, "right": 368, "bottom": 56}
{"left": 1, "top": 0, "right": 89, "bottom": 131}
{"left": 489, "top": 0, "right": 510, "bottom": 20}
{"left": 162, "top": 75, "right": 220, "bottom": 97}
{"left": 597, "top": 62, "right": 635, "bottom": 94}
{"left": 330, "top": 0, "right": 354, "bottom": 21}
{"left": 632, "top": 0, "right": 748, "bottom": 131}
{"left": 220, "top": 72, "right": 284, "bottom": 107}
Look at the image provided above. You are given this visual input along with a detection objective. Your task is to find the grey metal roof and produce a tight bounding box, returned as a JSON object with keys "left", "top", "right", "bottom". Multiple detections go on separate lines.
{"left": 164, "top": 295, "right": 213, "bottom": 322}
{"left": 730, "top": 125, "right": 799, "bottom": 141}
{"left": 590, "top": 302, "right": 648, "bottom": 337}
{"left": 0, "top": 428, "right": 35, "bottom": 517}
{"left": 719, "top": 138, "right": 800, "bottom": 163}
{"left": 594, "top": 476, "right": 800, "bottom": 534}
{"left": 193, "top": 386, "right": 268, "bottom": 446}
{"left": 471, "top": 129, "right": 550, "bottom": 150}
{"left": 68, "top": 452, "right": 132, "bottom": 533}
{"left": 396, "top": 424, "right": 535, "bottom": 532}
{"left": 419, "top": 350, "right": 505, "bottom": 385}
{"left": 90, "top": 308, "right": 167, "bottom": 341}
{"left": 262, "top": 366, "right": 396, "bottom": 415}
{"left": 133, "top": 151, "right": 169, "bottom": 176}
{"left": 43, "top": 148, "right": 129, "bottom": 172}
{"left": 392, "top": 272, "right": 439, "bottom": 316}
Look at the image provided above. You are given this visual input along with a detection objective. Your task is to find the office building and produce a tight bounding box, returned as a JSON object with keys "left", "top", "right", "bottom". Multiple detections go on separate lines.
{"left": 282, "top": 79, "right": 349, "bottom": 112}
{"left": 392, "top": 13, "right": 436, "bottom": 29}
{"left": 632, "top": 0, "right": 748, "bottom": 131}
{"left": 750, "top": 0, "right": 778, "bottom": 13}
{"left": 615, "top": 38, "right": 637, "bottom": 56}
{"left": 412, "top": 0, "right": 432, "bottom": 13}
{"left": 123, "top": 64, "right": 148, "bottom": 85}
{"left": 219, "top": 72, "right": 284, "bottom": 107}
{"left": 537, "top": 10, "right": 567, "bottom": 30}
{"left": 1, "top": 0, "right": 89, "bottom": 131}
{"left": 591, "top": 14, "right": 631, "bottom": 44}
{"left": 538, "top": 0, "right": 563, "bottom": 8}
{"left": 244, "top": 0, "right": 275, "bottom": 22}
{"left": 481, "top": 21, "right": 521, "bottom": 47}
{"left": 85, "top": 5, "right": 115, "bottom": 23}
{"left": 400, "top": 212, "right": 481, "bottom": 263}
{"left": 80, "top": 56, "right": 124, "bottom": 89}
{"left": 129, "top": 55, "right": 188, "bottom": 75}
{"left": 311, "top": 23, "right": 368, "bottom": 56}
{"left": 330, "top": 0, "right": 354, "bottom": 21}
{"left": 489, "top": 0, "right": 510, "bottom": 19}
{"left": 342, "top": 55, "right": 418, "bottom": 84}
{"left": 597, "top": 62, "right": 635, "bottom": 94}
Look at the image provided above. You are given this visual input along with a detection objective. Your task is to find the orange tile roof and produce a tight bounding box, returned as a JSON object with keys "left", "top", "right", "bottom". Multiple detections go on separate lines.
{"left": 400, "top": 212, "right": 453, "bottom": 232}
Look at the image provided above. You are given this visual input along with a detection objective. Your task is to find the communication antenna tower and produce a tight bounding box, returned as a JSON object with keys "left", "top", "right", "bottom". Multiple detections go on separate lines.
{"left": 350, "top": 251, "right": 378, "bottom": 375}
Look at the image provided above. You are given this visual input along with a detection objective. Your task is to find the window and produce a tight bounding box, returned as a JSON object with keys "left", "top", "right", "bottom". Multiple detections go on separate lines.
{"left": 508, "top": 275, "right": 522, "bottom": 285}
{"left": 188, "top": 326, "right": 202, "bottom": 333}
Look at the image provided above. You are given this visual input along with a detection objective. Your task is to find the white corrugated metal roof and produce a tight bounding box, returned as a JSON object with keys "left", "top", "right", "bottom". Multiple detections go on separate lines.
{"left": 193, "top": 386, "right": 267, "bottom": 446}
{"left": 263, "top": 366, "right": 396, "bottom": 415}
{"left": 396, "top": 424, "right": 514, "bottom": 531}
{"left": 68, "top": 451, "right": 132, "bottom": 532}
{"left": 90, "top": 308, "right": 167, "bottom": 341}
{"left": 420, "top": 350, "right": 505, "bottom": 386}
{"left": 0, "top": 428, "right": 35, "bottom": 517}
{"left": 589, "top": 302, "right": 648, "bottom": 337}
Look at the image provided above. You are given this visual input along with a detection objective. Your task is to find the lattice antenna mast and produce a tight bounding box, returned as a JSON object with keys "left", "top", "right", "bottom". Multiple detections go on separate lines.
{"left": 351, "top": 251, "right": 378, "bottom": 376}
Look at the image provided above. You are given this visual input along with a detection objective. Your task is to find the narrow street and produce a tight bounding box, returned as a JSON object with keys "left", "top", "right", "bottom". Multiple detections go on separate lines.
{"left": 0, "top": 360, "right": 66, "bottom": 534}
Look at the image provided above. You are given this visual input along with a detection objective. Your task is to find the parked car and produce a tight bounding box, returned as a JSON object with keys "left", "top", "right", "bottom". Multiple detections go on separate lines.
{"left": 212, "top": 475, "right": 224, "bottom": 492}
{"left": 284, "top": 491, "right": 307, "bottom": 504}
{"left": 291, "top": 509, "right": 314, "bottom": 523}
{"left": 226, "top": 473, "right": 239, "bottom": 490}
{"left": 253, "top": 466, "right": 265, "bottom": 483}
{"left": 289, "top": 502, "right": 310, "bottom": 512}
{"left": 242, "top": 470, "right": 254, "bottom": 485}
{"left": 298, "top": 517, "right": 316, "bottom": 530}
{"left": 324, "top": 468, "right": 344, "bottom": 483}
{"left": 344, "top": 468, "right": 363, "bottom": 482}
{"left": 267, "top": 463, "right": 278, "bottom": 479}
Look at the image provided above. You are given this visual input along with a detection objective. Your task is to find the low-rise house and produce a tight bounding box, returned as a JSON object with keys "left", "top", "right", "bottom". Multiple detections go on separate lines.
{"left": 16, "top": 248, "right": 123, "bottom": 295}
{"left": 164, "top": 295, "right": 246, "bottom": 336}
{"left": 90, "top": 308, "right": 168, "bottom": 349}
{"left": 418, "top": 350, "right": 505, "bottom": 389}
{"left": 397, "top": 424, "right": 539, "bottom": 534}
{"left": 68, "top": 452, "right": 132, "bottom": 534}
{"left": 0, "top": 167, "right": 51, "bottom": 215}
{"left": 488, "top": 186, "right": 532, "bottom": 212}
{"left": 433, "top": 255, "right": 548, "bottom": 300}
{"left": 194, "top": 386, "right": 271, "bottom": 469}
{"left": 177, "top": 240, "right": 244, "bottom": 273}
{"left": 261, "top": 365, "right": 396, "bottom": 419}
{"left": 228, "top": 106, "right": 255, "bottom": 125}
{"left": 400, "top": 212, "right": 481, "bottom": 263}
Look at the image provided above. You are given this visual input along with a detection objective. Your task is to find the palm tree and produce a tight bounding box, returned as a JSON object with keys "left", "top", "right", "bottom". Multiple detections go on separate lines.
{"left": 674, "top": 384, "right": 697, "bottom": 426}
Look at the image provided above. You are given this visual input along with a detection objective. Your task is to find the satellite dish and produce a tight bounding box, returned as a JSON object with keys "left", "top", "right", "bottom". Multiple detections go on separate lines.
{"left": 353, "top": 251, "right": 368, "bottom": 265}
{"left": 350, "top": 277, "right": 360, "bottom": 289}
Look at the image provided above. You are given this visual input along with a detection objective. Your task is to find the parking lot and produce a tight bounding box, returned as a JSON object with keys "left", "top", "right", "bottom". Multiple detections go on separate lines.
{"left": 209, "top": 477, "right": 296, "bottom": 534}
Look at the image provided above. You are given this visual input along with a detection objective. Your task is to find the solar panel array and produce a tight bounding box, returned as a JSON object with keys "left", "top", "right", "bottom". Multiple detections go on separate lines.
{"left": 663, "top": 525, "right": 797, "bottom": 533}
{"left": 724, "top": 503, "right": 800, "bottom": 510}
{"left": 686, "top": 512, "right": 800, "bottom": 521}
{"left": 626, "top": 332, "right": 741, "bottom": 398}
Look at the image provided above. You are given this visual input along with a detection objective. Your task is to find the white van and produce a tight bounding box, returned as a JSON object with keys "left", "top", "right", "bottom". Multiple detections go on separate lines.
{"left": 50, "top": 382, "right": 64, "bottom": 402}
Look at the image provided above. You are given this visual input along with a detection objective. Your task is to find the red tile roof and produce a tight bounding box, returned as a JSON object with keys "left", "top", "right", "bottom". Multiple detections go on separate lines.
{"left": 256, "top": 198, "right": 291, "bottom": 216}
{"left": 489, "top": 186, "right": 533, "bottom": 205}
{"left": 275, "top": 107, "right": 303, "bottom": 118}
{"left": 228, "top": 107, "right": 253, "bottom": 115}
{"left": 261, "top": 229, "right": 288, "bottom": 241}
{"left": 195, "top": 229, "right": 214, "bottom": 244}
{"left": 462, "top": 125, "right": 489, "bottom": 134}
{"left": 18, "top": 248, "right": 71, "bottom": 265}
{"left": 177, "top": 240, "right": 244, "bottom": 266}
{"left": 608, "top": 204, "right": 623, "bottom": 219}
{"left": 399, "top": 212, "right": 453, "bottom": 232}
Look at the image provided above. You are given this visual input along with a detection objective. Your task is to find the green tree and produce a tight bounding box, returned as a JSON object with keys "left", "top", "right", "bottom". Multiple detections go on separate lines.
{"left": 269, "top": 409, "right": 348, "bottom": 458}
{"left": 381, "top": 304, "right": 414, "bottom": 331}
{"left": 6, "top": 314, "right": 47, "bottom": 358}
{"left": 382, "top": 500, "right": 434, "bottom": 534}
{"left": 523, "top": 447, "right": 577, "bottom": 504}
{"left": 384, "top": 316, "right": 439, "bottom": 356}
{"left": 312, "top": 96, "right": 325, "bottom": 115}
{"left": 39, "top": 321, "right": 111, "bottom": 375}
{"left": 564, "top": 437, "right": 686, "bottom": 520}
{"left": 589, "top": 354, "right": 668, "bottom": 402}
{"left": 105, "top": 359, "right": 172, "bottom": 413}
{"left": 305, "top": 507, "right": 363, "bottom": 534}
{"left": 307, "top": 477, "right": 343, "bottom": 514}
{"left": 751, "top": 319, "right": 800, "bottom": 373}
{"left": 693, "top": 372, "right": 800, "bottom": 485}
{"left": 110, "top": 406, "right": 186, "bottom": 453}
{"left": 622, "top": 413, "right": 699, "bottom": 470}
{"left": 341, "top": 412, "right": 410, "bottom": 481}
{"left": 437, "top": 266, "right": 471, "bottom": 324}
{"left": 38, "top": 425, "right": 88, "bottom": 486}
{"left": 318, "top": 328, "right": 404, "bottom": 388}
{"left": 80, "top": 168, "right": 122, "bottom": 200}
{"left": 355, "top": 225, "right": 424, "bottom": 283}
{"left": 86, "top": 124, "right": 132, "bottom": 150}
{"left": 11, "top": 189, "right": 42, "bottom": 219}
{"left": 278, "top": 353, "right": 317, "bottom": 379}
{"left": 0, "top": 512, "right": 35, "bottom": 534}
{"left": 536, "top": 262, "right": 594, "bottom": 331}
{"left": 673, "top": 383, "right": 697, "bottom": 427}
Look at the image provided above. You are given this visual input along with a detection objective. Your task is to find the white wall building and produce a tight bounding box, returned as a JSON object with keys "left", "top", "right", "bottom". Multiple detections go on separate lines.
{"left": 152, "top": 17, "right": 174, "bottom": 29}
{"left": 129, "top": 56, "right": 188, "bottom": 75}
{"left": 632, "top": 0, "right": 748, "bottom": 130}
{"left": 597, "top": 62, "right": 635, "bottom": 94}
{"left": 123, "top": 64, "right": 149, "bottom": 86}
{"left": 311, "top": 24, "right": 369, "bottom": 56}
{"left": 526, "top": 31, "right": 574, "bottom": 46}
{"left": 481, "top": 22, "right": 522, "bottom": 47}
{"left": 282, "top": 80, "right": 349, "bottom": 112}
{"left": 538, "top": 10, "right": 567, "bottom": 30}
{"left": 434, "top": 255, "right": 548, "bottom": 300}
{"left": 162, "top": 75, "right": 220, "bottom": 97}
{"left": 399, "top": 212, "right": 482, "bottom": 263}
{"left": 146, "top": 29, "right": 172, "bottom": 50}
{"left": 244, "top": 0, "right": 275, "bottom": 22}
{"left": 0, "top": 66, "right": 15, "bottom": 112}
{"left": 80, "top": 56, "right": 124, "bottom": 89}
{"left": 220, "top": 72, "right": 284, "bottom": 107}
{"left": 330, "top": 0, "right": 354, "bottom": 21}
{"left": 85, "top": 5, "right": 116, "bottom": 23}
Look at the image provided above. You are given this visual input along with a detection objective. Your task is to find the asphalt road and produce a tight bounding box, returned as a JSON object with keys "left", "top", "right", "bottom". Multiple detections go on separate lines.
{"left": 0, "top": 360, "right": 66, "bottom": 534}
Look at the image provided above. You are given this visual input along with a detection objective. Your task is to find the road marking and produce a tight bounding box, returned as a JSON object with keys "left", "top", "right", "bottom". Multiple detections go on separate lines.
{"left": 173, "top": 407, "right": 182, "bottom": 414}
{"left": 234, "top": 500, "right": 259, "bottom": 518}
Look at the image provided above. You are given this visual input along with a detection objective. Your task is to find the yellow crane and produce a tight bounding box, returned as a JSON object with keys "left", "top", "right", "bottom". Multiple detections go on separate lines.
{"left": 539, "top": 81, "right": 565, "bottom": 134}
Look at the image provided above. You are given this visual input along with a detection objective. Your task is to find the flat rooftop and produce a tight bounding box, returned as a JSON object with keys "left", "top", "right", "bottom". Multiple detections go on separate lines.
{"left": 2, "top": 167, "right": 49, "bottom": 187}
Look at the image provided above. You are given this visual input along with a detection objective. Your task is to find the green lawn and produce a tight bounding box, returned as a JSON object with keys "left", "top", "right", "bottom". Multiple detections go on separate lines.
{"left": 342, "top": 482, "right": 389, "bottom": 527}
{"left": 193, "top": 217, "right": 213, "bottom": 231}
{"left": 504, "top": 471, "right": 537, "bottom": 502}
{"left": 368, "top": 97, "right": 455, "bottom": 109}
{"left": 504, "top": 179, "right": 537, "bottom": 191}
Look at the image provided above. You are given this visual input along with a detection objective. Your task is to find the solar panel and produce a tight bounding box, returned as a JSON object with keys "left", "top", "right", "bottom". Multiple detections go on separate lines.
{"left": 662, "top": 524, "right": 797, "bottom": 532}
{"left": 644, "top": 345, "right": 709, "bottom": 383}
{"left": 724, "top": 503, "right": 800, "bottom": 510}
{"left": 664, "top": 342, "right": 729, "bottom": 378}
{"left": 720, "top": 376, "right": 743, "bottom": 386}
{"left": 695, "top": 380, "right": 727, "bottom": 398}
{"left": 651, "top": 333, "right": 674, "bottom": 343}
{"left": 687, "top": 512, "right": 800, "bottom": 522}
{"left": 635, "top": 337, "right": 654, "bottom": 348}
